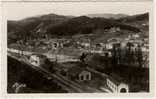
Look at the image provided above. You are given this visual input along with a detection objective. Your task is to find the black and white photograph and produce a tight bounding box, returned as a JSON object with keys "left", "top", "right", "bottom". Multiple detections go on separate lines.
{"left": 2, "top": 1, "right": 153, "bottom": 94}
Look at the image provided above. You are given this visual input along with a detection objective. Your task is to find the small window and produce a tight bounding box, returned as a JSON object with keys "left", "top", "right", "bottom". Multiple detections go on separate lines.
{"left": 80, "top": 76, "right": 83, "bottom": 80}
{"left": 86, "top": 74, "right": 90, "bottom": 80}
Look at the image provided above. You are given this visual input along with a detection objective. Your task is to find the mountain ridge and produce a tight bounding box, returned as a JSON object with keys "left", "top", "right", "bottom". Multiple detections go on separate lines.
{"left": 87, "top": 13, "right": 128, "bottom": 19}
{"left": 7, "top": 12, "right": 148, "bottom": 44}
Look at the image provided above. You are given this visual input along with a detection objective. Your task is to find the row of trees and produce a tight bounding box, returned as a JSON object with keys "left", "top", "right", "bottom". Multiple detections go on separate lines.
{"left": 79, "top": 42, "right": 145, "bottom": 70}
{"left": 112, "top": 42, "right": 144, "bottom": 68}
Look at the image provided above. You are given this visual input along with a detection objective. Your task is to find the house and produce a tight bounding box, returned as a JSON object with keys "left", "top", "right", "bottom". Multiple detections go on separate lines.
{"left": 29, "top": 54, "right": 47, "bottom": 66}
{"left": 91, "top": 45, "right": 103, "bottom": 54}
{"left": 78, "top": 70, "right": 91, "bottom": 81}
{"left": 141, "top": 45, "right": 149, "bottom": 52}
{"left": 133, "top": 34, "right": 140, "bottom": 38}
{"left": 120, "top": 41, "right": 128, "bottom": 48}
{"left": 106, "top": 74, "right": 129, "bottom": 93}
{"left": 67, "top": 66, "right": 91, "bottom": 81}
{"left": 60, "top": 64, "right": 91, "bottom": 81}
{"left": 80, "top": 42, "right": 90, "bottom": 49}
{"left": 128, "top": 34, "right": 140, "bottom": 39}
{"left": 104, "top": 43, "right": 113, "bottom": 50}
{"left": 108, "top": 27, "right": 120, "bottom": 33}
{"left": 143, "top": 38, "right": 149, "bottom": 43}
{"left": 106, "top": 38, "right": 121, "bottom": 50}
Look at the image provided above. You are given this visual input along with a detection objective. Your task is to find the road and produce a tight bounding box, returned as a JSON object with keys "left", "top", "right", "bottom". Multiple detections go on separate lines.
{"left": 8, "top": 53, "right": 95, "bottom": 93}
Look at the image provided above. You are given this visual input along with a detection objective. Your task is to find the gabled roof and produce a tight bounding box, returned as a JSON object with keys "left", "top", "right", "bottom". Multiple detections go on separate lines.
{"left": 68, "top": 66, "right": 87, "bottom": 76}
{"left": 107, "top": 73, "right": 127, "bottom": 86}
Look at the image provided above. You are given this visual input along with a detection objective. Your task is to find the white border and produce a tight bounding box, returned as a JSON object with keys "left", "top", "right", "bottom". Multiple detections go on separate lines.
{"left": 0, "top": 0, "right": 155, "bottom": 98}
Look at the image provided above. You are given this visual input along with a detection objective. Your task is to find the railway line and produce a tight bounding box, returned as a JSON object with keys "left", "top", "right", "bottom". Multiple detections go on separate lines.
{"left": 8, "top": 53, "right": 85, "bottom": 93}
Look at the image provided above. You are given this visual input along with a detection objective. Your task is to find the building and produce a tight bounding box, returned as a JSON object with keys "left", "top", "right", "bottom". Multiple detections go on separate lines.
{"left": 78, "top": 70, "right": 91, "bottom": 81}
{"left": 104, "top": 43, "right": 113, "bottom": 50}
{"left": 29, "top": 54, "right": 47, "bottom": 66}
{"left": 108, "top": 27, "right": 120, "bottom": 33}
{"left": 67, "top": 66, "right": 91, "bottom": 81}
{"left": 120, "top": 41, "right": 128, "bottom": 49}
{"left": 106, "top": 74, "right": 129, "bottom": 93}
{"left": 105, "top": 38, "right": 121, "bottom": 50}
{"left": 141, "top": 45, "right": 149, "bottom": 52}
{"left": 128, "top": 33, "right": 140, "bottom": 39}
{"left": 60, "top": 64, "right": 91, "bottom": 81}
{"left": 81, "top": 42, "right": 90, "bottom": 48}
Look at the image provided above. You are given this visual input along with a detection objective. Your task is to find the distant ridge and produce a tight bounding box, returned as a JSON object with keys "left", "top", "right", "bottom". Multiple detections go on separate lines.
{"left": 7, "top": 13, "right": 148, "bottom": 44}
{"left": 87, "top": 13, "right": 128, "bottom": 19}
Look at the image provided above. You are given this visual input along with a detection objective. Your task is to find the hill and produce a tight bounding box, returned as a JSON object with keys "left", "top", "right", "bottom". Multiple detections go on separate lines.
{"left": 87, "top": 13, "right": 128, "bottom": 19}
{"left": 46, "top": 16, "right": 140, "bottom": 36}
{"left": 117, "top": 12, "right": 149, "bottom": 36}
{"left": 7, "top": 13, "right": 148, "bottom": 44}
{"left": 117, "top": 13, "right": 149, "bottom": 29}
{"left": 7, "top": 14, "right": 73, "bottom": 44}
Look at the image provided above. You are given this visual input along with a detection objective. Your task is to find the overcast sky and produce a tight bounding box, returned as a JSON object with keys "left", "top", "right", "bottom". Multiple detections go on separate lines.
{"left": 2, "top": 2, "right": 152, "bottom": 20}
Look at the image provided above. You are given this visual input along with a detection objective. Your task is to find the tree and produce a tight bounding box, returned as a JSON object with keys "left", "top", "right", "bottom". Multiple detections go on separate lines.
{"left": 80, "top": 52, "right": 87, "bottom": 63}
{"left": 111, "top": 44, "right": 122, "bottom": 65}
{"left": 137, "top": 45, "right": 143, "bottom": 68}
{"left": 112, "top": 45, "right": 117, "bottom": 65}
{"left": 125, "top": 42, "right": 134, "bottom": 64}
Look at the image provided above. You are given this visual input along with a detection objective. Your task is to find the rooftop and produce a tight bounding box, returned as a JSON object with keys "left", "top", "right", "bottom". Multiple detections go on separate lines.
{"left": 107, "top": 73, "right": 127, "bottom": 86}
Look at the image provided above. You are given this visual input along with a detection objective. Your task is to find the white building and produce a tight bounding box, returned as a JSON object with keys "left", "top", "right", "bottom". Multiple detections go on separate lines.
{"left": 81, "top": 42, "right": 90, "bottom": 48}
{"left": 133, "top": 34, "right": 140, "bottom": 38}
{"left": 29, "top": 55, "right": 40, "bottom": 66}
{"left": 128, "top": 34, "right": 140, "bottom": 40}
{"left": 120, "top": 42, "right": 127, "bottom": 48}
{"left": 108, "top": 27, "right": 120, "bottom": 33}
{"left": 141, "top": 46, "right": 149, "bottom": 52}
{"left": 29, "top": 54, "right": 47, "bottom": 66}
{"left": 105, "top": 43, "right": 113, "bottom": 50}
{"left": 106, "top": 76, "right": 129, "bottom": 93}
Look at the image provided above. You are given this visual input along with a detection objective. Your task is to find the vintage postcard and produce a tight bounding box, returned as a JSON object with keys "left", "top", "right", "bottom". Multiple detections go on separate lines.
{"left": 0, "top": 0, "right": 154, "bottom": 97}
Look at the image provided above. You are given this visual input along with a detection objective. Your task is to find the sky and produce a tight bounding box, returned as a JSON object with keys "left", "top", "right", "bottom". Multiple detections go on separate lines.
{"left": 2, "top": 2, "right": 152, "bottom": 20}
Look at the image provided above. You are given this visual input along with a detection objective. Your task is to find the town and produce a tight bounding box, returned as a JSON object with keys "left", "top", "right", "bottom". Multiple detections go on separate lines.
{"left": 8, "top": 26, "right": 149, "bottom": 93}
{"left": 7, "top": 11, "right": 149, "bottom": 93}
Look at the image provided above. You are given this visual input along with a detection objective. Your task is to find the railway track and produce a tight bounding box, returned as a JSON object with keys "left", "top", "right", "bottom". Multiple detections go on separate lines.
{"left": 8, "top": 54, "right": 85, "bottom": 93}
{"left": 38, "top": 67, "right": 84, "bottom": 93}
